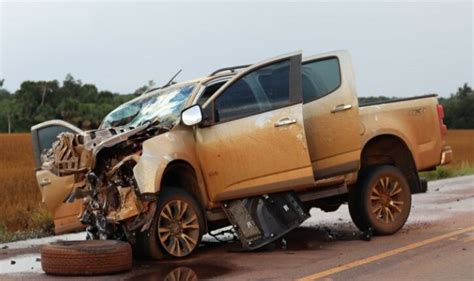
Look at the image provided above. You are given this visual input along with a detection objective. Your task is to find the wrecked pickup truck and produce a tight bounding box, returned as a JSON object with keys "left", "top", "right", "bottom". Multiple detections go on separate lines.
{"left": 31, "top": 50, "right": 452, "bottom": 259}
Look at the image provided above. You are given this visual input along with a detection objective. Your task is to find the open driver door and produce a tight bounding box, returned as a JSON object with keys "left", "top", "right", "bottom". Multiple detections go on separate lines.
{"left": 31, "top": 120, "right": 84, "bottom": 234}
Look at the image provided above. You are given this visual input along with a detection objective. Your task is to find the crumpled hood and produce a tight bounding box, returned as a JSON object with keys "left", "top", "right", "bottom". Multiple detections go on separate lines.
{"left": 41, "top": 124, "right": 152, "bottom": 175}
{"left": 81, "top": 125, "right": 149, "bottom": 157}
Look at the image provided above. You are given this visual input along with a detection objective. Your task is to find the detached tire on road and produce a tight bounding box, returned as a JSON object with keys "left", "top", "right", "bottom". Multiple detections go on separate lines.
{"left": 349, "top": 165, "right": 411, "bottom": 235}
{"left": 41, "top": 240, "right": 132, "bottom": 275}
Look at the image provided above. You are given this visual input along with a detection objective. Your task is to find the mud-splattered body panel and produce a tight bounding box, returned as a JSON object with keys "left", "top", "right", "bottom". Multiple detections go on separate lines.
{"left": 196, "top": 104, "right": 313, "bottom": 202}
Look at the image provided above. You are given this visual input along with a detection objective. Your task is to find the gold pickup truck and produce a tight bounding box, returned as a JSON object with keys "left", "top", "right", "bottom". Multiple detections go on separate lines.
{"left": 31, "top": 50, "right": 452, "bottom": 259}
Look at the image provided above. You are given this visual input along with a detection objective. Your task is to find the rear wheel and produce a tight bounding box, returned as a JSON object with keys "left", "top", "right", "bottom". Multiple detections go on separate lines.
{"left": 134, "top": 187, "right": 205, "bottom": 259}
{"left": 349, "top": 165, "right": 411, "bottom": 235}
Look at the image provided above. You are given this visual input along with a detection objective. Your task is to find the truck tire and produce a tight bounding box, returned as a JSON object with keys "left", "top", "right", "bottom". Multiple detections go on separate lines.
{"left": 133, "top": 187, "right": 205, "bottom": 259}
{"left": 41, "top": 240, "right": 132, "bottom": 275}
{"left": 348, "top": 165, "right": 411, "bottom": 235}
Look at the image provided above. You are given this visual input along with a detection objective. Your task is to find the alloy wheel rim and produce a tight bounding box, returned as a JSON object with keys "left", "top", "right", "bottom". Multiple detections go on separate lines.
{"left": 158, "top": 200, "right": 200, "bottom": 257}
{"left": 370, "top": 177, "right": 404, "bottom": 224}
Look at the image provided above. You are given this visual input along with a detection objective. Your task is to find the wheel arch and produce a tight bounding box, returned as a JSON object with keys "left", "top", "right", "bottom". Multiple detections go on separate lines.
{"left": 160, "top": 160, "right": 207, "bottom": 208}
{"left": 159, "top": 160, "right": 210, "bottom": 234}
{"left": 360, "top": 134, "right": 422, "bottom": 194}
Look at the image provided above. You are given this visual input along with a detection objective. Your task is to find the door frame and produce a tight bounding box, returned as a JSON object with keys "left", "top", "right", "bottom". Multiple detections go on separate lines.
{"left": 31, "top": 119, "right": 84, "bottom": 234}
{"left": 200, "top": 51, "right": 303, "bottom": 126}
{"left": 31, "top": 119, "right": 83, "bottom": 169}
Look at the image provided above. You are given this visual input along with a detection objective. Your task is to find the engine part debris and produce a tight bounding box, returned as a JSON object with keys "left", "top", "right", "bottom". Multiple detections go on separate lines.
{"left": 207, "top": 227, "right": 238, "bottom": 243}
{"left": 281, "top": 238, "right": 287, "bottom": 250}
{"left": 360, "top": 227, "right": 374, "bottom": 241}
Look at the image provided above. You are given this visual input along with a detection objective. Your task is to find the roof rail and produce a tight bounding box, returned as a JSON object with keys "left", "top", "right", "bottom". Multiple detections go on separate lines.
{"left": 209, "top": 64, "right": 251, "bottom": 76}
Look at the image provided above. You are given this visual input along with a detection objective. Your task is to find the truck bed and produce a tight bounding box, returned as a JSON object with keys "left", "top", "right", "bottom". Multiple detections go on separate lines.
{"left": 358, "top": 94, "right": 445, "bottom": 171}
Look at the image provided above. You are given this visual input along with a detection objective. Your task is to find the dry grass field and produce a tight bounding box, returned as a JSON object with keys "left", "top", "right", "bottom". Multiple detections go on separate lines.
{"left": 446, "top": 130, "right": 474, "bottom": 165}
{"left": 0, "top": 134, "right": 52, "bottom": 240}
{"left": 418, "top": 129, "right": 474, "bottom": 181}
{"left": 0, "top": 130, "right": 472, "bottom": 241}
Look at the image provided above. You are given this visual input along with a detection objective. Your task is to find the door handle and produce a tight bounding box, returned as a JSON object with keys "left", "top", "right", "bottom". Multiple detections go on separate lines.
{"left": 331, "top": 104, "right": 352, "bottom": 113}
{"left": 274, "top": 117, "right": 297, "bottom": 127}
{"left": 40, "top": 178, "right": 51, "bottom": 187}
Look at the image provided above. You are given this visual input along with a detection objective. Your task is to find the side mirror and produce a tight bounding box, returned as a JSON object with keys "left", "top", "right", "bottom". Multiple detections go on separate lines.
{"left": 181, "top": 105, "right": 203, "bottom": 126}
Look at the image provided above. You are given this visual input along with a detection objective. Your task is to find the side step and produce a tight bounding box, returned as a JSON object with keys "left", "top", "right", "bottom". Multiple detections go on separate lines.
{"left": 222, "top": 192, "right": 310, "bottom": 250}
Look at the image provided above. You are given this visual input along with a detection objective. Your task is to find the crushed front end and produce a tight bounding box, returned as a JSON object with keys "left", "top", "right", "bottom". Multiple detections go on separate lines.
{"left": 40, "top": 125, "right": 167, "bottom": 242}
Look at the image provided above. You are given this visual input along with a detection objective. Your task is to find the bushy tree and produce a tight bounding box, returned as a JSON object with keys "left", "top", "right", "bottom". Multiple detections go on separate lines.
{"left": 440, "top": 83, "right": 474, "bottom": 129}
{"left": 0, "top": 76, "right": 135, "bottom": 132}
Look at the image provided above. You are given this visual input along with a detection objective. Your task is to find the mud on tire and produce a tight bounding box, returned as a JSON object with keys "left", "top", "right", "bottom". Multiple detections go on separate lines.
{"left": 133, "top": 187, "right": 205, "bottom": 260}
{"left": 41, "top": 240, "right": 132, "bottom": 275}
{"left": 348, "top": 165, "right": 412, "bottom": 235}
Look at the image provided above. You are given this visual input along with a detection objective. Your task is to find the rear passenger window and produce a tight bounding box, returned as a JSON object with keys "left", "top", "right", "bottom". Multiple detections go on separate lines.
{"left": 302, "top": 58, "right": 341, "bottom": 103}
{"left": 214, "top": 60, "right": 290, "bottom": 123}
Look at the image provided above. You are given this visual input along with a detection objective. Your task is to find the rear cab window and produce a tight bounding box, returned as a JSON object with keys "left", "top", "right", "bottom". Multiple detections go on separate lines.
{"left": 302, "top": 57, "right": 341, "bottom": 103}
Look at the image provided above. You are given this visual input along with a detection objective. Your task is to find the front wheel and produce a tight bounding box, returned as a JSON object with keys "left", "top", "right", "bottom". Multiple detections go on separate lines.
{"left": 348, "top": 165, "right": 411, "bottom": 235}
{"left": 134, "top": 187, "right": 205, "bottom": 259}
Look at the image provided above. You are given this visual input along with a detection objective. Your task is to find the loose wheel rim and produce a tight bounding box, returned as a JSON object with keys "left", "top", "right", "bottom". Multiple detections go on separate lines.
{"left": 157, "top": 199, "right": 200, "bottom": 257}
{"left": 369, "top": 176, "right": 405, "bottom": 224}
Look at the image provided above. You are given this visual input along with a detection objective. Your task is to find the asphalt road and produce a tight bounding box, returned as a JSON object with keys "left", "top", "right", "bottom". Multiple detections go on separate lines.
{"left": 1, "top": 175, "right": 473, "bottom": 280}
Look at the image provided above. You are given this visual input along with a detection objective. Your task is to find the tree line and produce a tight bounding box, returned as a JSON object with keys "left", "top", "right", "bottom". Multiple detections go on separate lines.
{"left": 0, "top": 75, "right": 152, "bottom": 132}
{"left": 0, "top": 76, "right": 472, "bottom": 133}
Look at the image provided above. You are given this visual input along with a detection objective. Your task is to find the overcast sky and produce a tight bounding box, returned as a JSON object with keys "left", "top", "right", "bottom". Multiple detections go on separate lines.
{"left": 0, "top": 0, "right": 472, "bottom": 97}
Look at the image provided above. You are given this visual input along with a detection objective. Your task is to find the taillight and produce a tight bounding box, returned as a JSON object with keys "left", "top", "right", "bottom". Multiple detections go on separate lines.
{"left": 437, "top": 104, "right": 447, "bottom": 136}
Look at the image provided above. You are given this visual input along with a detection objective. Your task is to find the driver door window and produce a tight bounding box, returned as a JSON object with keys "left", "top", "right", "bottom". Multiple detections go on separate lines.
{"left": 214, "top": 60, "right": 291, "bottom": 123}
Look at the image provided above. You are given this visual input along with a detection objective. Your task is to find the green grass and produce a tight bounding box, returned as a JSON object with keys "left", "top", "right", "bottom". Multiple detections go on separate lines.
{"left": 0, "top": 226, "right": 54, "bottom": 244}
{"left": 419, "top": 162, "right": 474, "bottom": 181}
{"left": 0, "top": 208, "right": 54, "bottom": 243}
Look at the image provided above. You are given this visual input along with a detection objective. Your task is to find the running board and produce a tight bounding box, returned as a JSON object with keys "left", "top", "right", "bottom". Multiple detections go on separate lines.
{"left": 298, "top": 183, "right": 348, "bottom": 202}
{"left": 222, "top": 192, "right": 310, "bottom": 250}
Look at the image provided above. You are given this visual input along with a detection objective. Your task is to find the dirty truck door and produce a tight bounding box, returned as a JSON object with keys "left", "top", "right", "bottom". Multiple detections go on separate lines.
{"left": 302, "top": 52, "right": 361, "bottom": 179}
{"left": 31, "top": 120, "right": 84, "bottom": 234}
{"left": 196, "top": 52, "right": 314, "bottom": 202}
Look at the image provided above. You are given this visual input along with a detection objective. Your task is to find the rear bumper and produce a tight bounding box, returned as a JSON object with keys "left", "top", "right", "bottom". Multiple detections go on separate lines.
{"left": 440, "top": 145, "right": 453, "bottom": 165}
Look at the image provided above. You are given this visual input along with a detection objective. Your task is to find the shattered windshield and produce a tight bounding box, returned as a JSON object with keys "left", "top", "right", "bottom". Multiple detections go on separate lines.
{"left": 100, "top": 83, "right": 196, "bottom": 129}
